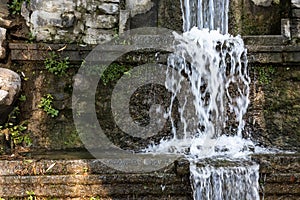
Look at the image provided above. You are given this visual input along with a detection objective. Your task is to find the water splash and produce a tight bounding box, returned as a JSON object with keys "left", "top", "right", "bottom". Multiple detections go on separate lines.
{"left": 145, "top": 28, "right": 252, "bottom": 159}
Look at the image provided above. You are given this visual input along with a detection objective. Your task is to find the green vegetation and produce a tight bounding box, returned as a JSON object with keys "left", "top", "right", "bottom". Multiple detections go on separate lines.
{"left": 90, "top": 197, "right": 100, "bottom": 200}
{"left": 256, "top": 66, "right": 275, "bottom": 84}
{"left": 0, "top": 107, "right": 32, "bottom": 148}
{"left": 9, "top": 0, "right": 30, "bottom": 15}
{"left": 26, "top": 190, "right": 36, "bottom": 200}
{"left": 101, "top": 63, "right": 130, "bottom": 85}
{"left": 27, "top": 32, "right": 36, "bottom": 43}
{"left": 38, "top": 94, "right": 59, "bottom": 117}
{"left": 18, "top": 94, "right": 26, "bottom": 102}
{"left": 45, "top": 52, "right": 70, "bottom": 77}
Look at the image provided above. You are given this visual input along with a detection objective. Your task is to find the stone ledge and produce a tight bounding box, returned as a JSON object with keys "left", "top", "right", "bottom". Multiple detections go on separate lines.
{"left": 0, "top": 153, "right": 298, "bottom": 199}
{"left": 9, "top": 34, "right": 300, "bottom": 65}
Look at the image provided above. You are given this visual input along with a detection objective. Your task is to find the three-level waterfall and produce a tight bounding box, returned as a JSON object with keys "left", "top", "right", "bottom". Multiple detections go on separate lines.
{"left": 145, "top": 0, "right": 261, "bottom": 199}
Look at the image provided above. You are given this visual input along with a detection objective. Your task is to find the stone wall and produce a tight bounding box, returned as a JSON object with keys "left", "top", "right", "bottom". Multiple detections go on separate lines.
{"left": 229, "top": 0, "right": 290, "bottom": 35}
{"left": 21, "top": 0, "right": 120, "bottom": 44}
{"left": 0, "top": 0, "right": 299, "bottom": 152}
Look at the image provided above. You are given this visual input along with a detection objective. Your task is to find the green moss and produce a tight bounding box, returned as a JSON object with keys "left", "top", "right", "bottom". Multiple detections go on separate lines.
{"left": 255, "top": 65, "right": 275, "bottom": 84}
{"left": 101, "top": 63, "right": 131, "bottom": 85}
{"left": 9, "top": 0, "right": 30, "bottom": 15}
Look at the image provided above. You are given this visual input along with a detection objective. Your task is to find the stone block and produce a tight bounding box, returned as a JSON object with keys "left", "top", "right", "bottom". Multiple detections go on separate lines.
{"left": 292, "top": 8, "right": 300, "bottom": 18}
{"left": 34, "top": 27, "right": 56, "bottom": 42}
{"left": 0, "top": 17, "right": 12, "bottom": 28}
{"left": 31, "top": 10, "right": 63, "bottom": 28}
{"left": 119, "top": 10, "right": 130, "bottom": 34}
{"left": 98, "top": 3, "right": 119, "bottom": 14}
{"left": 126, "top": 0, "right": 154, "bottom": 17}
{"left": 30, "top": 0, "right": 75, "bottom": 12}
{"left": 281, "top": 19, "right": 291, "bottom": 38}
{"left": 85, "top": 14, "right": 117, "bottom": 29}
{"left": 291, "top": 19, "right": 300, "bottom": 38}
{"left": 0, "top": 0, "right": 9, "bottom": 18}
{"left": 292, "top": 0, "right": 300, "bottom": 8}
{"left": 83, "top": 28, "right": 115, "bottom": 44}
{"left": 61, "top": 12, "right": 75, "bottom": 28}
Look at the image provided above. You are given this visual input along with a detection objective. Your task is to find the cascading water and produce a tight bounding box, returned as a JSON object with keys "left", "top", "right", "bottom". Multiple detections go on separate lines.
{"left": 190, "top": 163, "right": 260, "bottom": 200}
{"left": 145, "top": 0, "right": 261, "bottom": 199}
{"left": 181, "top": 0, "right": 229, "bottom": 34}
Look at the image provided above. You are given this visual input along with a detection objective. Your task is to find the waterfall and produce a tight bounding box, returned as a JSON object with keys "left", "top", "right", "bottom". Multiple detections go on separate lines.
{"left": 181, "top": 0, "right": 229, "bottom": 33}
{"left": 190, "top": 162, "right": 260, "bottom": 200}
{"left": 146, "top": 28, "right": 253, "bottom": 158}
{"left": 145, "top": 1, "right": 261, "bottom": 199}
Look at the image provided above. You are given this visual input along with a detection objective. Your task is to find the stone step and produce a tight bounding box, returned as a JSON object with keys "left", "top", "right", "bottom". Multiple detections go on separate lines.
{"left": 0, "top": 153, "right": 299, "bottom": 199}
{"left": 243, "top": 35, "right": 289, "bottom": 46}
{"left": 9, "top": 34, "right": 300, "bottom": 66}
{"left": 0, "top": 174, "right": 191, "bottom": 199}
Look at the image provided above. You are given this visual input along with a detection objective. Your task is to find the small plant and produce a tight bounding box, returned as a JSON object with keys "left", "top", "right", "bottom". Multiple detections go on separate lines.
{"left": 0, "top": 107, "right": 31, "bottom": 147}
{"left": 38, "top": 94, "right": 59, "bottom": 117}
{"left": 90, "top": 197, "right": 100, "bottom": 200}
{"left": 26, "top": 190, "right": 36, "bottom": 200}
{"left": 9, "top": 0, "right": 30, "bottom": 15}
{"left": 27, "top": 32, "right": 36, "bottom": 43}
{"left": 44, "top": 52, "right": 70, "bottom": 77}
{"left": 101, "top": 63, "right": 129, "bottom": 85}
{"left": 256, "top": 66, "right": 275, "bottom": 84}
{"left": 19, "top": 94, "right": 26, "bottom": 102}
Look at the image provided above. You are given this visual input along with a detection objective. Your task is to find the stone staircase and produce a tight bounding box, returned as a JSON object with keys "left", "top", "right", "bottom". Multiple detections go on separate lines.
{"left": 0, "top": 152, "right": 299, "bottom": 199}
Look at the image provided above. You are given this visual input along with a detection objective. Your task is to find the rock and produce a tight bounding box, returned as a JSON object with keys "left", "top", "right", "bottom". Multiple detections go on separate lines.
{"left": 119, "top": 10, "right": 130, "bottom": 34}
{"left": 0, "top": 28, "right": 6, "bottom": 60}
{"left": 98, "top": 3, "right": 119, "bottom": 14}
{"left": 292, "top": 0, "right": 300, "bottom": 8}
{"left": 0, "top": 17, "right": 12, "bottom": 28}
{"left": 126, "top": 0, "right": 154, "bottom": 17}
{"left": 31, "top": 10, "right": 63, "bottom": 28}
{"left": 83, "top": 28, "right": 114, "bottom": 44}
{"left": 0, "top": 0, "right": 9, "bottom": 18}
{"left": 21, "top": 0, "right": 120, "bottom": 44}
{"left": 251, "top": 0, "right": 278, "bottom": 7}
{"left": 85, "top": 14, "right": 117, "bottom": 29}
{"left": 0, "top": 68, "right": 21, "bottom": 124}
{"left": 62, "top": 12, "right": 76, "bottom": 28}
{"left": 0, "top": 90, "right": 8, "bottom": 104}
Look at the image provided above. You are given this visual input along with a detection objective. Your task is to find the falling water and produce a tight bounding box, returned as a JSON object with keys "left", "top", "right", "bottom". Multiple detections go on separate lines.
{"left": 181, "top": 0, "right": 229, "bottom": 33}
{"left": 146, "top": 0, "right": 261, "bottom": 199}
{"left": 146, "top": 28, "right": 253, "bottom": 158}
{"left": 190, "top": 163, "right": 260, "bottom": 200}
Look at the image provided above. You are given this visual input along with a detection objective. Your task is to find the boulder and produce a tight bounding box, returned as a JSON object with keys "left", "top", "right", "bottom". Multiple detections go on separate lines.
{"left": 0, "top": 27, "right": 6, "bottom": 59}
{"left": 0, "top": 68, "right": 21, "bottom": 124}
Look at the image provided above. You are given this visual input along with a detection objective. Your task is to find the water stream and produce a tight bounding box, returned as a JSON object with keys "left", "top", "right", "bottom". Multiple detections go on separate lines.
{"left": 146, "top": 0, "right": 261, "bottom": 199}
